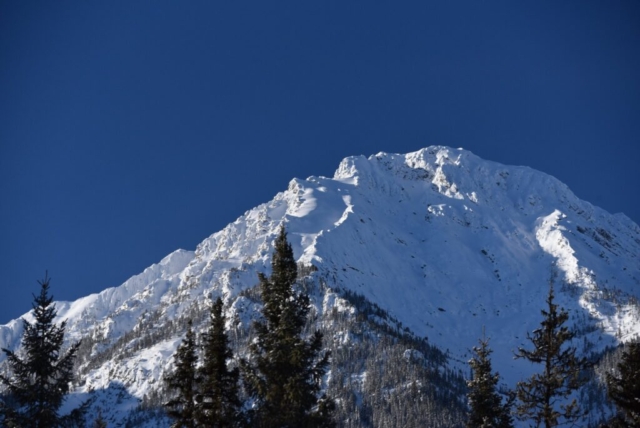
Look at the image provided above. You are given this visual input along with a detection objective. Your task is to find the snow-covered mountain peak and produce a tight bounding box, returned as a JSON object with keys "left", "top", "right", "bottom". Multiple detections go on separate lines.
{"left": 4, "top": 145, "right": 638, "bottom": 357}
{"left": 180, "top": 146, "right": 639, "bottom": 343}
{"left": 1, "top": 145, "right": 639, "bottom": 426}
{"left": 332, "top": 146, "right": 565, "bottom": 206}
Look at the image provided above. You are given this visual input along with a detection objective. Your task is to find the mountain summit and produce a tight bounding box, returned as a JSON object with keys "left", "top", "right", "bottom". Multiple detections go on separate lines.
{"left": 2, "top": 146, "right": 639, "bottom": 426}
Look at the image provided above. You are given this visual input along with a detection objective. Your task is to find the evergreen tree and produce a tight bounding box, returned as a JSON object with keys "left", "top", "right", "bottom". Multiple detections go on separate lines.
{"left": 514, "top": 281, "right": 589, "bottom": 427}
{"left": 164, "top": 319, "right": 198, "bottom": 428}
{"left": 0, "top": 274, "right": 82, "bottom": 428}
{"left": 606, "top": 341, "right": 640, "bottom": 427}
{"left": 241, "top": 226, "right": 334, "bottom": 428}
{"left": 196, "top": 297, "right": 243, "bottom": 427}
{"left": 467, "top": 332, "right": 513, "bottom": 428}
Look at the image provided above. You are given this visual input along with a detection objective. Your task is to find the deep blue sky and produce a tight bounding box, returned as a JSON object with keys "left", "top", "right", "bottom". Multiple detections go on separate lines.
{"left": 1, "top": 1, "right": 639, "bottom": 324}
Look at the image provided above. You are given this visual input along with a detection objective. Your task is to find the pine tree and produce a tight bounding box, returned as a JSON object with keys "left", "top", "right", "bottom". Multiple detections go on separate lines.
{"left": 514, "top": 281, "right": 589, "bottom": 427}
{"left": 467, "top": 332, "right": 513, "bottom": 428}
{"left": 0, "top": 273, "right": 82, "bottom": 428}
{"left": 164, "top": 319, "right": 198, "bottom": 428}
{"left": 606, "top": 341, "right": 640, "bottom": 427}
{"left": 241, "top": 226, "right": 334, "bottom": 428}
{"left": 196, "top": 297, "right": 243, "bottom": 427}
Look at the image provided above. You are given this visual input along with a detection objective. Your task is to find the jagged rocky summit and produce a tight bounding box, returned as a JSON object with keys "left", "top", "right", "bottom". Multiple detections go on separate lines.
{"left": 1, "top": 146, "right": 639, "bottom": 427}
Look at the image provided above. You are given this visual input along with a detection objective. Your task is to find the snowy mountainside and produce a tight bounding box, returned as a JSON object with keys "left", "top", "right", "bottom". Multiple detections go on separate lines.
{"left": 0, "top": 249, "right": 194, "bottom": 356}
{"left": 1, "top": 146, "right": 639, "bottom": 426}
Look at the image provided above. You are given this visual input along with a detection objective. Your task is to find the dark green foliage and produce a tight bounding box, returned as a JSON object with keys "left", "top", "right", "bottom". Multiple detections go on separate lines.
{"left": 242, "top": 226, "right": 334, "bottom": 428}
{"left": 514, "top": 282, "right": 589, "bottom": 428}
{"left": 467, "top": 333, "right": 513, "bottom": 428}
{"left": 0, "top": 274, "right": 82, "bottom": 428}
{"left": 164, "top": 320, "right": 198, "bottom": 428}
{"left": 606, "top": 341, "right": 640, "bottom": 427}
{"left": 196, "top": 297, "right": 243, "bottom": 427}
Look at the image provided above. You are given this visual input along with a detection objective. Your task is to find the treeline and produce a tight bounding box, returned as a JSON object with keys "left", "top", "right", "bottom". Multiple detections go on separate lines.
{"left": 465, "top": 280, "right": 640, "bottom": 428}
{"left": 1, "top": 228, "right": 639, "bottom": 427}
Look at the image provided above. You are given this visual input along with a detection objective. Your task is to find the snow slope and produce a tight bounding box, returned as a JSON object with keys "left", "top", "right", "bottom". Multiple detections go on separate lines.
{"left": 1, "top": 146, "right": 639, "bottom": 425}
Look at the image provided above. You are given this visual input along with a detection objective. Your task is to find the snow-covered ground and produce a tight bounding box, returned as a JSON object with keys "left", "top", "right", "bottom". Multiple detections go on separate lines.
{"left": 1, "top": 146, "right": 639, "bottom": 426}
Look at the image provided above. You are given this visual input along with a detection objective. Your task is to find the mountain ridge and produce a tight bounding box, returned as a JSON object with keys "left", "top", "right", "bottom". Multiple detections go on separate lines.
{"left": 1, "top": 146, "right": 639, "bottom": 426}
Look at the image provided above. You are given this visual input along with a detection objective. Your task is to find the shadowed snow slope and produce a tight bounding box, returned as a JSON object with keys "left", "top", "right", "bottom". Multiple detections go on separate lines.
{"left": 1, "top": 146, "right": 639, "bottom": 425}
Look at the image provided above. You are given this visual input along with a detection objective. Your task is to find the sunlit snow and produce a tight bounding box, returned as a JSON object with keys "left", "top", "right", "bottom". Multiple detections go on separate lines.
{"left": 1, "top": 146, "right": 639, "bottom": 426}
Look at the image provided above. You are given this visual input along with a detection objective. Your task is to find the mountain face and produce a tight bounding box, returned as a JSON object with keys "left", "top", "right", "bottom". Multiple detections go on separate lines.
{"left": 1, "top": 146, "right": 639, "bottom": 427}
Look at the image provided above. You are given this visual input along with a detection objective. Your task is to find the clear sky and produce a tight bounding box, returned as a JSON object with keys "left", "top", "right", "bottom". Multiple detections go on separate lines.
{"left": 1, "top": 1, "right": 639, "bottom": 324}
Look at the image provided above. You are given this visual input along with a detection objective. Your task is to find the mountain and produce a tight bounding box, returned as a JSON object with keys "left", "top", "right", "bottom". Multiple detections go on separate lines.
{"left": 1, "top": 146, "right": 639, "bottom": 427}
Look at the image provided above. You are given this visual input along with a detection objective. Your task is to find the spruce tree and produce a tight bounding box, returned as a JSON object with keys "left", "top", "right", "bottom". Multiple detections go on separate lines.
{"left": 196, "top": 297, "right": 243, "bottom": 427}
{"left": 514, "top": 281, "right": 589, "bottom": 427}
{"left": 0, "top": 274, "right": 82, "bottom": 428}
{"left": 241, "top": 226, "right": 334, "bottom": 428}
{"left": 164, "top": 319, "right": 198, "bottom": 428}
{"left": 606, "top": 341, "right": 640, "bottom": 427}
{"left": 467, "top": 332, "right": 513, "bottom": 428}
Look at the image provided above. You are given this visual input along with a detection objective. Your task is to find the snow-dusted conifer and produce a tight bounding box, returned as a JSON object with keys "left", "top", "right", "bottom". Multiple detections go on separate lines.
{"left": 467, "top": 331, "right": 513, "bottom": 428}
{"left": 514, "top": 280, "right": 589, "bottom": 427}
{"left": 606, "top": 341, "right": 640, "bottom": 427}
{"left": 196, "top": 297, "right": 243, "bottom": 427}
{"left": 241, "top": 225, "right": 334, "bottom": 428}
{"left": 0, "top": 273, "right": 83, "bottom": 428}
{"left": 164, "top": 319, "right": 198, "bottom": 428}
